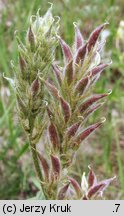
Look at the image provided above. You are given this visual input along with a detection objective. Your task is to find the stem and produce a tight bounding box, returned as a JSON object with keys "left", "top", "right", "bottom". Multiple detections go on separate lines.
{"left": 30, "top": 138, "right": 49, "bottom": 199}
{"left": 30, "top": 141, "right": 43, "bottom": 182}
{"left": 28, "top": 110, "right": 48, "bottom": 199}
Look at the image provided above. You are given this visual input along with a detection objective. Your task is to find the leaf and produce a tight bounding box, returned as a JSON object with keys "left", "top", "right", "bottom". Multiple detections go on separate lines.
{"left": 31, "top": 176, "right": 41, "bottom": 190}
{"left": 29, "top": 191, "right": 45, "bottom": 200}
{"left": 15, "top": 142, "right": 29, "bottom": 160}
{"left": 0, "top": 100, "right": 15, "bottom": 128}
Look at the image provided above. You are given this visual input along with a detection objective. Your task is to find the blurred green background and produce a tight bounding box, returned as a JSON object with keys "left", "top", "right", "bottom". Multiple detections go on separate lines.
{"left": 0, "top": 0, "right": 124, "bottom": 199}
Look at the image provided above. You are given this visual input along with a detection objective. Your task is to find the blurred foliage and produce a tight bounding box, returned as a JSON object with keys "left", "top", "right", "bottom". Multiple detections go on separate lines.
{"left": 0, "top": 0, "right": 124, "bottom": 199}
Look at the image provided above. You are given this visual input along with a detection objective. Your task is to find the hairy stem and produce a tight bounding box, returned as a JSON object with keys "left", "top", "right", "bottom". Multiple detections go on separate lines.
{"left": 28, "top": 111, "right": 48, "bottom": 199}
{"left": 30, "top": 141, "right": 42, "bottom": 180}
{"left": 30, "top": 138, "right": 49, "bottom": 199}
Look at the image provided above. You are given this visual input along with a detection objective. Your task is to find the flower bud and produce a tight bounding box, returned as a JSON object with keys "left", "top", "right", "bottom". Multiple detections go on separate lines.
{"left": 27, "top": 26, "right": 35, "bottom": 50}
{"left": 87, "top": 23, "right": 108, "bottom": 52}
{"left": 52, "top": 64, "right": 62, "bottom": 86}
{"left": 83, "top": 103, "right": 103, "bottom": 119}
{"left": 91, "top": 63, "right": 110, "bottom": 77}
{"left": 60, "top": 97, "right": 71, "bottom": 123}
{"left": 51, "top": 155, "right": 61, "bottom": 180}
{"left": 79, "top": 93, "right": 109, "bottom": 113}
{"left": 66, "top": 122, "right": 80, "bottom": 138}
{"left": 87, "top": 166, "right": 97, "bottom": 188}
{"left": 58, "top": 183, "right": 70, "bottom": 200}
{"left": 31, "top": 78, "right": 40, "bottom": 96}
{"left": 98, "top": 176, "right": 116, "bottom": 195}
{"left": 75, "top": 75, "right": 90, "bottom": 94}
{"left": 59, "top": 37, "right": 72, "bottom": 64}
{"left": 74, "top": 23, "right": 84, "bottom": 50}
{"left": 87, "top": 183, "right": 105, "bottom": 198}
{"left": 64, "top": 60, "right": 73, "bottom": 85}
{"left": 19, "top": 54, "right": 26, "bottom": 74}
{"left": 45, "top": 80, "right": 60, "bottom": 99}
{"left": 76, "top": 119, "right": 106, "bottom": 143}
{"left": 38, "top": 153, "right": 49, "bottom": 181}
{"left": 75, "top": 43, "right": 87, "bottom": 65}
{"left": 49, "top": 123, "right": 60, "bottom": 151}
{"left": 69, "top": 177, "right": 82, "bottom": 197}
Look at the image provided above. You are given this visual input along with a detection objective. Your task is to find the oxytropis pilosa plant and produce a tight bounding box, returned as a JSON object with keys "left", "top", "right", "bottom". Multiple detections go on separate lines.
{"left": 10, "top": 7, "right": 115, "bottom": 199}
